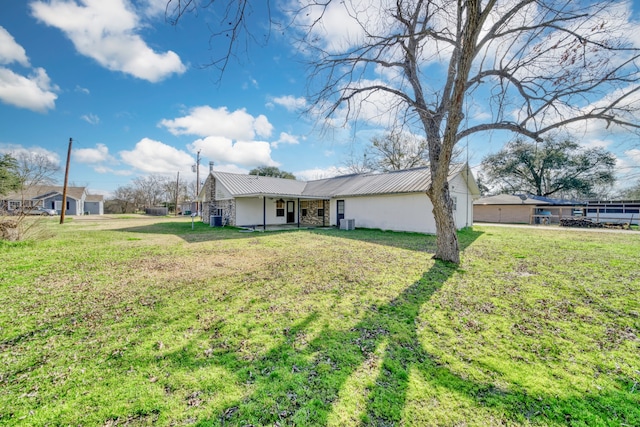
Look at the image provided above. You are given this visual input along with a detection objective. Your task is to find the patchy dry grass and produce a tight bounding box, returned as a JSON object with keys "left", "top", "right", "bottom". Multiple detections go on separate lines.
{"left": 0, "top": 217, "right": 638, "bottom": 426}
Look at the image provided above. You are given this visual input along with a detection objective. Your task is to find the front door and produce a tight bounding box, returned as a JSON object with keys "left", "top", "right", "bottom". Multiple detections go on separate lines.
{"left": 337, "top": 200, "right": 345, "bottom": 226}
{"left": 286, "top": 201, "right": 295, "bottom": 223}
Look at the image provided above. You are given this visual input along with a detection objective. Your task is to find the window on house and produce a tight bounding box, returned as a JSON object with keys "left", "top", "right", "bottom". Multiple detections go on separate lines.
{"left": 302, "top": 208, "right": 308, "bottom": 216}
{"left": 317, "top": 208, "right": 324, "bottom": 217}
{"left": 276, "top": 199, "right": 284, "bottom": 217}
{"left": 452, "top": 196, "right": 457, "bottom": 211}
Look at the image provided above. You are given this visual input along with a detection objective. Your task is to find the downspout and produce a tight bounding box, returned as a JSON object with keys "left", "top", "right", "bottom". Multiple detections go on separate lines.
{"left": 263, "top": 196, "right": 266, "bottom": 231}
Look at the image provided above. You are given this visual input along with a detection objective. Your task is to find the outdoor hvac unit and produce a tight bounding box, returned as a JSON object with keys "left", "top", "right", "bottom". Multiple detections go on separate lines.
{"left": 340, "top": 218, "right": 355, "bottom": 230}
{"left": 210, "top": 215, "right": 222, "bottom": 227}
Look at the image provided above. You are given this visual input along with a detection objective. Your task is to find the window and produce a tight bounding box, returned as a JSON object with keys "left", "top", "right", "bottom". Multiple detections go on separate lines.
{"left": 276, "top": 199, "right": 284, "bottom": 217}
{"left": 317, "top": 208, "right": 324, "bottom": 217}
{"left": 302, "top": 208, "right": 308, "bottom": 216}
{"left": 452, "top": 196, "right": 457, "bottom": 211}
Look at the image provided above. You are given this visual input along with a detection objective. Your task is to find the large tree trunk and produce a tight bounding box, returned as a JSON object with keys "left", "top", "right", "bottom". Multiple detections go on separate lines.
{"left": 428, "top": 170, "right": 460, "bottom": 264}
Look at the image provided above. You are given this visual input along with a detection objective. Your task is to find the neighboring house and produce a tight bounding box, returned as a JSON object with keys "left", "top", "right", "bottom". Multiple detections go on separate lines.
{"left": 0, "top": 186, "right": 104, "bottom": 215}
{"left": 473, "top": 194, "right": 580, "bottom": 224}
{"left": 200, "top": 164, "right": 480, "bottom": 234}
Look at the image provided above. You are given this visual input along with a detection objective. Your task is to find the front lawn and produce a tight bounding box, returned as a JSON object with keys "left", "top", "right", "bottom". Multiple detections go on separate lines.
{"left": 0, "top": 217, "right": 638, "bottom": 426}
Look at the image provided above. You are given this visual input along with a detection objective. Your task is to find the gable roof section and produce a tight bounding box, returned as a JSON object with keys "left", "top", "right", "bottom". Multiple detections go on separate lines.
{"left": 85, "top": 194, "right": 104, "bottom": 202}
{"left": 212, "top": 172, "right": 307, "bottom": 198}
{"left": 2, "top": 186, "right": 86, "bottom": 201}
{"left": 211, "top": 164, "right": 478, "bottom": 199}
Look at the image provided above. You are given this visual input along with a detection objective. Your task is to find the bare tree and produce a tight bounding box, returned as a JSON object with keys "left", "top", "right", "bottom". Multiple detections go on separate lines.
{"left": 170, "top": 1, "right": 640, "bottom": 263}
{"left": 110, "top": 185, "right": 139, "bottom": 214}
{"left": 14, "top": 152, "right": 60, "bottom": 188}
{"left": 132, "top": 175, "right": 164, "bottom": 209}
{"left": 370, "top": 132, "right": 429, "bottom": 172}
{"left": 10, "top": 151, "right": 61, "bottom": 212}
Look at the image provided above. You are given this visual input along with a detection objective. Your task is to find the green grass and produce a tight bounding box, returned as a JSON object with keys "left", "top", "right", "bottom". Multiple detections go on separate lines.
{"left": 0, "top": 217, "right": 638, "bottom": 426}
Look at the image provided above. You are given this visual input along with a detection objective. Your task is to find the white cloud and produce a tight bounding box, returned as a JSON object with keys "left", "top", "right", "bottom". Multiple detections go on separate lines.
{"left": 294, "top": 166, "right": 349, "bottom": 181}
{"left": 269, "top": 95, "right": 307, "bottom": 112}
{"left": 271, "top": 132, "right": 300, "bottom": 149}
{"left": 189, "top": 136, "right": 279, "bottom": 167}
{"left": 73, "top": 143, "right": 112, "bottom": 163}
{"left": 0, "top": 67, "right": 58, "bottom": 112}
{"left": 625, "top": 148, "right": 640, "bottom": 164}
{"left": 210, "top": 164, "right": 250, "bottom": 175}
{"left": 0, "top": 26, "right": 30, "bottom": 66}
{"left": 94, "top": 166, "right": 132, "bottom": 176}
{"left": 0, "top": 26, "right": 57, "bottom": 112}
{"left": 30, "top": 0, "right": 186, "bottom": 83}
{"left": 139, "top": 0, "right": 168, "bottom": 18}
{"left": 160, "top": 106, "right": 274, "bottom": 140}
{"left": 0, "top": 143, "right": 60, "bottom": 165}
{"left": 119, "top": 138, "right": 195, "bottom": 173}
{"left": 75, "top": 85, "right": 90, "bottom": 94}
{"left": 80, "top": 113, "right": 100, "bottom": 125}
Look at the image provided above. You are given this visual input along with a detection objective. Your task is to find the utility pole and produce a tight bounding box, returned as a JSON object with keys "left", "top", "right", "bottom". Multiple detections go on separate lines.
{"left": 175, "top": 171, "right": 180, "bottom": 216}
{"left": 60, "top": 137, "right": 72, "bottom": 224}
{"left": 195, "top": 150, "right": 201, "bottom": 217}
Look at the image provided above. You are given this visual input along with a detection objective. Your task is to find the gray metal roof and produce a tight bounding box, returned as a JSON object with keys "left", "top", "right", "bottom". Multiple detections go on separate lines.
{"left": 304, "top": 166, "right": 434, "bottom": 197}
{"left": 212, "top": 164, "right": 476, "bottom": 199}
{"left": 474, "top": 194, "right": 549, "bottom": 205}
{"left": 212, "top": 172, "right": 307, "bottom": 198}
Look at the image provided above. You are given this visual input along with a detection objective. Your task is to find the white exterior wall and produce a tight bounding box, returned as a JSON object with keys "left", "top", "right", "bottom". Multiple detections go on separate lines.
{"left": 235, "top": 198, "right": 264, "bottom": 226}
{"left": 449, "top": 173, "right": 474, "bottom": 228}
{"left": 235, "top": 197, "right": 299, "bottom": 226}
{"left": 332, "top": 193, "right": 438, "bottom": 234}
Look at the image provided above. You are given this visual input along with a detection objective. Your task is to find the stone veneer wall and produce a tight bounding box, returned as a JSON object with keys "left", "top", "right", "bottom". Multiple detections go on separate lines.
{"left": 200, "top": 176, "right": 213, "bottom": 222}
{"left": 300, "top": 200, "right": 330, "bottom": 226}
{"left": 206, "top": 177, "right": 237, "bottom": 226}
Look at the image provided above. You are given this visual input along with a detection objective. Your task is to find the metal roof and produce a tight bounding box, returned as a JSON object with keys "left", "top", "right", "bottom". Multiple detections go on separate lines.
{"left": 304, "top": 166, "right": 434, "bottom": 197}
{"left": 212, "top": 164, "right": 476, "bottom": 199}
{"left": 474, "top": 194, "right": 549, "bottom": 205}
{"left": 212, "top": 172, "right": 307, "bottom": 198}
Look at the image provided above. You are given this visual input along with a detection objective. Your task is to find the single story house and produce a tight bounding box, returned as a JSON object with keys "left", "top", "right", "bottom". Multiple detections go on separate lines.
{"left": 199, "top": 164, "right": 480, "bottom": 234}
{"left": 1, "top": 186, "right": 104, "bottom": 215}
{"left": 473, "top": 194, "right": 582, "bottom": 224}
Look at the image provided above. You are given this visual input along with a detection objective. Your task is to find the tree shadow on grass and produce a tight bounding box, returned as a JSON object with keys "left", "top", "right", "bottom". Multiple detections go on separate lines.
{"left": 208, "top": 259, "right": 638, "bottom": 426}
{"left": 94, "top": 225, "right": 638, "bottom": 426}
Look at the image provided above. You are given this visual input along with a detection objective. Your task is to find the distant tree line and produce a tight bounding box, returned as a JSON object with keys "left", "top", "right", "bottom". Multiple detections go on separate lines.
{"left": 106, "top": 175, "right": 196, "bottom": 214}
{"left": 106, "top": 167, "right": 299, "bottom": 214}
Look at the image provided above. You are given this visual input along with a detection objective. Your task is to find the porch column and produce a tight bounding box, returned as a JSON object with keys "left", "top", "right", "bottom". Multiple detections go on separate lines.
{"left": 297, "top": 198, "right": 300, "bottom": 228}
{"left": 322, "top": 200, "right": 326, "bottom": 227}
{"left": 263, "top": 196, "right": 266, "bottom": 231}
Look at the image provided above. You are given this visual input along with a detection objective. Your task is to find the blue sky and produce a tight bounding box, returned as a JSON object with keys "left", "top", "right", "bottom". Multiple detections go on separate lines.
{"left": 1, "top": 0, "right": 639, "bottom": 196}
